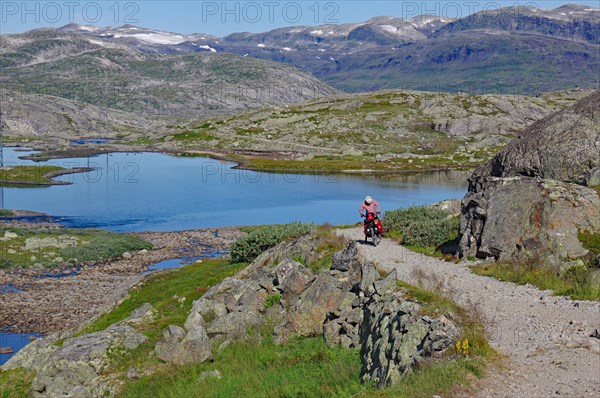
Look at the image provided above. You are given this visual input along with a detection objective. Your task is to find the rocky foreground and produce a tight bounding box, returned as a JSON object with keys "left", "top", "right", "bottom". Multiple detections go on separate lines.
{"left": 0, "top": 227, "right": 243, "bottom": 334}
{"left": 338, "top": 228, "right": 600, "bottom": 398}
{"left": 4, "top": 237, "right": 458, "bottom": 397}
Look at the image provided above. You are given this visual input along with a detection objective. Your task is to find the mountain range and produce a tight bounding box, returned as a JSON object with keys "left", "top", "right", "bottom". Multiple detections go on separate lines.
{"left": 0, "top": 3, "right": 598, "bottom": 142}
{"left": 50, "top": 4, "right": 600, "bottom": 93}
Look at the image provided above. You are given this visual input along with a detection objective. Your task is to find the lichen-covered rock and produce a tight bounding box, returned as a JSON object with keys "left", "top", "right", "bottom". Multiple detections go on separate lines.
{"left": 29, "top": 324, "right": 148, "bottom": 398}
{"left": 360, "top": 293, "right": 457, "bottom": 389}
{"left": 155, "top": 324, "right": 212, "bottom": 366}
{"left": 476, "top": 90, "right": 599, "bottom": 186}
{"left": 460, "top": 177, "right": 600, "bottom": 261}
{"left": 205, "top": 309, "right": 262, "bottom": 340}
{"left": 274, "top": 273, "right": 346, "bottom": 344}
{"left": 460, "top": 90, "right": 600, "bottom": 261}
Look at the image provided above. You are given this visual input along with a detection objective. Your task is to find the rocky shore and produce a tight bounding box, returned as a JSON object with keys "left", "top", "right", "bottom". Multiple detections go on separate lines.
{"left": 0, "top": 227, "right": 243, "bottom": 335}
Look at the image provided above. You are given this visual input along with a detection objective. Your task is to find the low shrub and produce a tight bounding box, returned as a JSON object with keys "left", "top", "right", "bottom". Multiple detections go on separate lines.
{"left": 383, "top": 206, "right": 459, "bottom": 248}
{"left": 230, "top": 222, "right": 314, "bottom": 263}
{"left": 61, "top": 230, "right": 152, "bottom": 262}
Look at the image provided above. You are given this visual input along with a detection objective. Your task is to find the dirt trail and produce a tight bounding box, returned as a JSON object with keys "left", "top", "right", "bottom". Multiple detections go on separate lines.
{"left": 338, "top": 228, "right": 600, "bottom": 398}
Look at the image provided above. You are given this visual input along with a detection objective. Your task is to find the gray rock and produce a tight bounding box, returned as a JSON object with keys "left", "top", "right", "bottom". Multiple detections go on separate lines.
{"left": 460, "top": 177, "right": 600, "bottom": 261}
{"left": 459, "top": 91, "right": 600, "bottom": 262}
{"left": 198, "top": 369, "right": 222, "bottom": 381}
{"left": 331, "top": 242, "right": 362, "bottom": 285}
{"left": 274, "top": 273, "right": 345, "bottom": 344}
{"left": 373, "top": 269, "right": 398, "bottom": 296}
{"left": 188, "top": 299, "right": 228, "bottom": 324}
{"left": 274, "top": 260, "right": 304, "bottom": 287}
{"left": 237, "top": 288, "right": 268, "bottom": 311}
{"left": 282, "top": 267, "right": 315, "bottom": 304}
{"left": 127, "top": 368, "right": 141, "bottom": 380}
{"left": 184, "top": 310, "right": 205, "bottom": 332}
{"left": 205, "top": 310, "right": 262, "bottom": 340}
{"left": 26, "top": 325, "right": 147, "bottom": 397}
{"left": 155, "top": 324, "right": 212, "bottom": 366}
{"left": 360, "top": 294, "right": 457, "bottom": 389}
{"left": 360, "top": 263, "right": 380, "bottom": 295}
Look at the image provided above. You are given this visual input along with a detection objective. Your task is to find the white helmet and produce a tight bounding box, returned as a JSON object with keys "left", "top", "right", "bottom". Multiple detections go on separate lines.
{"left": 365, "top": 196, "right": 373, "bottom": 204}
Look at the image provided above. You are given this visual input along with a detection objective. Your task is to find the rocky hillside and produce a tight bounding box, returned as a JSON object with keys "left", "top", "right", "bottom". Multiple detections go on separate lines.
{"left": 0, "top": 88, "right": 164, "bottom": 144}
{"left": 152, "top": 88, "right": 591, "bottom": 172}
{"left": 0, "top": 30, "right": 339, "bottom": 119}
{"left": 459, "top": 90, "right": 600, "bottom": 262}
{"left": 48, "top": 5, "right": 600, "bottom": 94}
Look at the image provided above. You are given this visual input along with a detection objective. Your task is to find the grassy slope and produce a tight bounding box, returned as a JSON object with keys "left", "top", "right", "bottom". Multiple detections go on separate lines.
{"left": 1, "top": 239, "right": 494, "bottom": 398}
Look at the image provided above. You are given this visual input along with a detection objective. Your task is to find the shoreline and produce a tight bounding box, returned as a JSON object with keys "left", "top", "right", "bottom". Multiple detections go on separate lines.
{"left": 5, "top": 143, "right": 476, "bottom": 176}
{"left": 0, "top": 167, "right": 94, "bottom": 187}
{"left": 0, "top": 226, "right": 244, "bottom": 336}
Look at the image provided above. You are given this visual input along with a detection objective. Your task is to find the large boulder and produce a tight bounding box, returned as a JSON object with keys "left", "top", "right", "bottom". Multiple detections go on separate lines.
{"left": 29, "top": 324, "right": 148, "bottom": 398}
{"left": 476, "top": 90, "right": 599, "bottom": 186}
{"left": 460, "top": 90, "right": 600, "bottom": 261}
{"left": 460, "top": 177, "right": 600, "bottom": 261}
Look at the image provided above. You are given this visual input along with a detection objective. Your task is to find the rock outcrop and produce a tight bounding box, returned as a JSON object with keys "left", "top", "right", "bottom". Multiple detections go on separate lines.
{"left": 169, "top": 241, "right": 457, "bottom": 389}
{"left": 460, "top": 90, "right": 600, "bottom": 261}
{"left": 4, "top": 308, "right": 151, "bottom": 398}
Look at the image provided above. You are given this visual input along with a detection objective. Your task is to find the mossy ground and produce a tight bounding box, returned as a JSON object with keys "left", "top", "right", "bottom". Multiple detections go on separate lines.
{"left": 0, "top": 227, "right": 151, "bottom": 269}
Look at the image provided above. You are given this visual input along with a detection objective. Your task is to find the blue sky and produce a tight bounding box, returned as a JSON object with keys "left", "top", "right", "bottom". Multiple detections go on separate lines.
{"left": 1, "top": 1, "right": 598, "bottom": 36}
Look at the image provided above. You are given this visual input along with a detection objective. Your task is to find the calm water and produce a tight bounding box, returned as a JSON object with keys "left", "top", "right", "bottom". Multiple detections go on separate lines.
{"left": 0, "top": 332, "right": 43, "bottom": 365}
{"left": 0, "top": 148, "right": 469, "bottom": 232}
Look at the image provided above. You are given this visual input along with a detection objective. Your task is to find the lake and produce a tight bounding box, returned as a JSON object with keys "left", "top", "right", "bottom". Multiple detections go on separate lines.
{"left": 0, "top": 147, "right": 469, "bottom": 232}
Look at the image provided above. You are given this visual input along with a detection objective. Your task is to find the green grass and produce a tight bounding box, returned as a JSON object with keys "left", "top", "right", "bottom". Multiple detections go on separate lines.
{"left": 263, "top": 293, "right": 281, "bottom": 309}
{"left": 0, "top": 209, "right": 14, "bottom": 217}
{"left": 80, "top": 258, "right": 246, "bottom": 338}
{"left": 472, "top": 262, "right": 600, "bottom": 301}
{"left": 578, "top": 230, "right": 600, "bottom": 255}
{"left": 118, "top": 336, "right": 363, "bottom": 398}
{"left": 0, "top": 368, "right": 34, "bottom": 398}
{"left": 0, "top": 165, "right": 65, "bottom": 186}
{"left": 0, "top": 227, "right": 151, "bottom": 268}
{"left": 397, "top": 281, "right": 461, "bottom": 318}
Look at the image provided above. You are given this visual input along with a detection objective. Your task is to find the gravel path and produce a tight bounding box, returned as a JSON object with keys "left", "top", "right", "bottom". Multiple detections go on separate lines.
{"left": 338, "top": 228, "right": 600, "bottom": 398}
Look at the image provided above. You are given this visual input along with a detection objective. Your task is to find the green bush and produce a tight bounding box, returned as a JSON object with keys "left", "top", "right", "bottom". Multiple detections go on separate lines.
{"left": 61, "top": 231, "right": 152, "bottom": 262}
{"left": 230, "top": 222, "right": 314, "bottom": 263}
{"left": 383, "top": 206, "right": 460, "bottom": 248}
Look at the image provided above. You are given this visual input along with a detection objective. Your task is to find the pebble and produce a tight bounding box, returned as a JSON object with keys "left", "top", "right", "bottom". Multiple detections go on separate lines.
{"left": 127, "top": 368, "right": 141, "bottom": 380}
{"left": 122, "top": 252, "right": 133, "bottom": 259}
{"left": 198, "top": 370, "right": 222, "bottom": 381}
